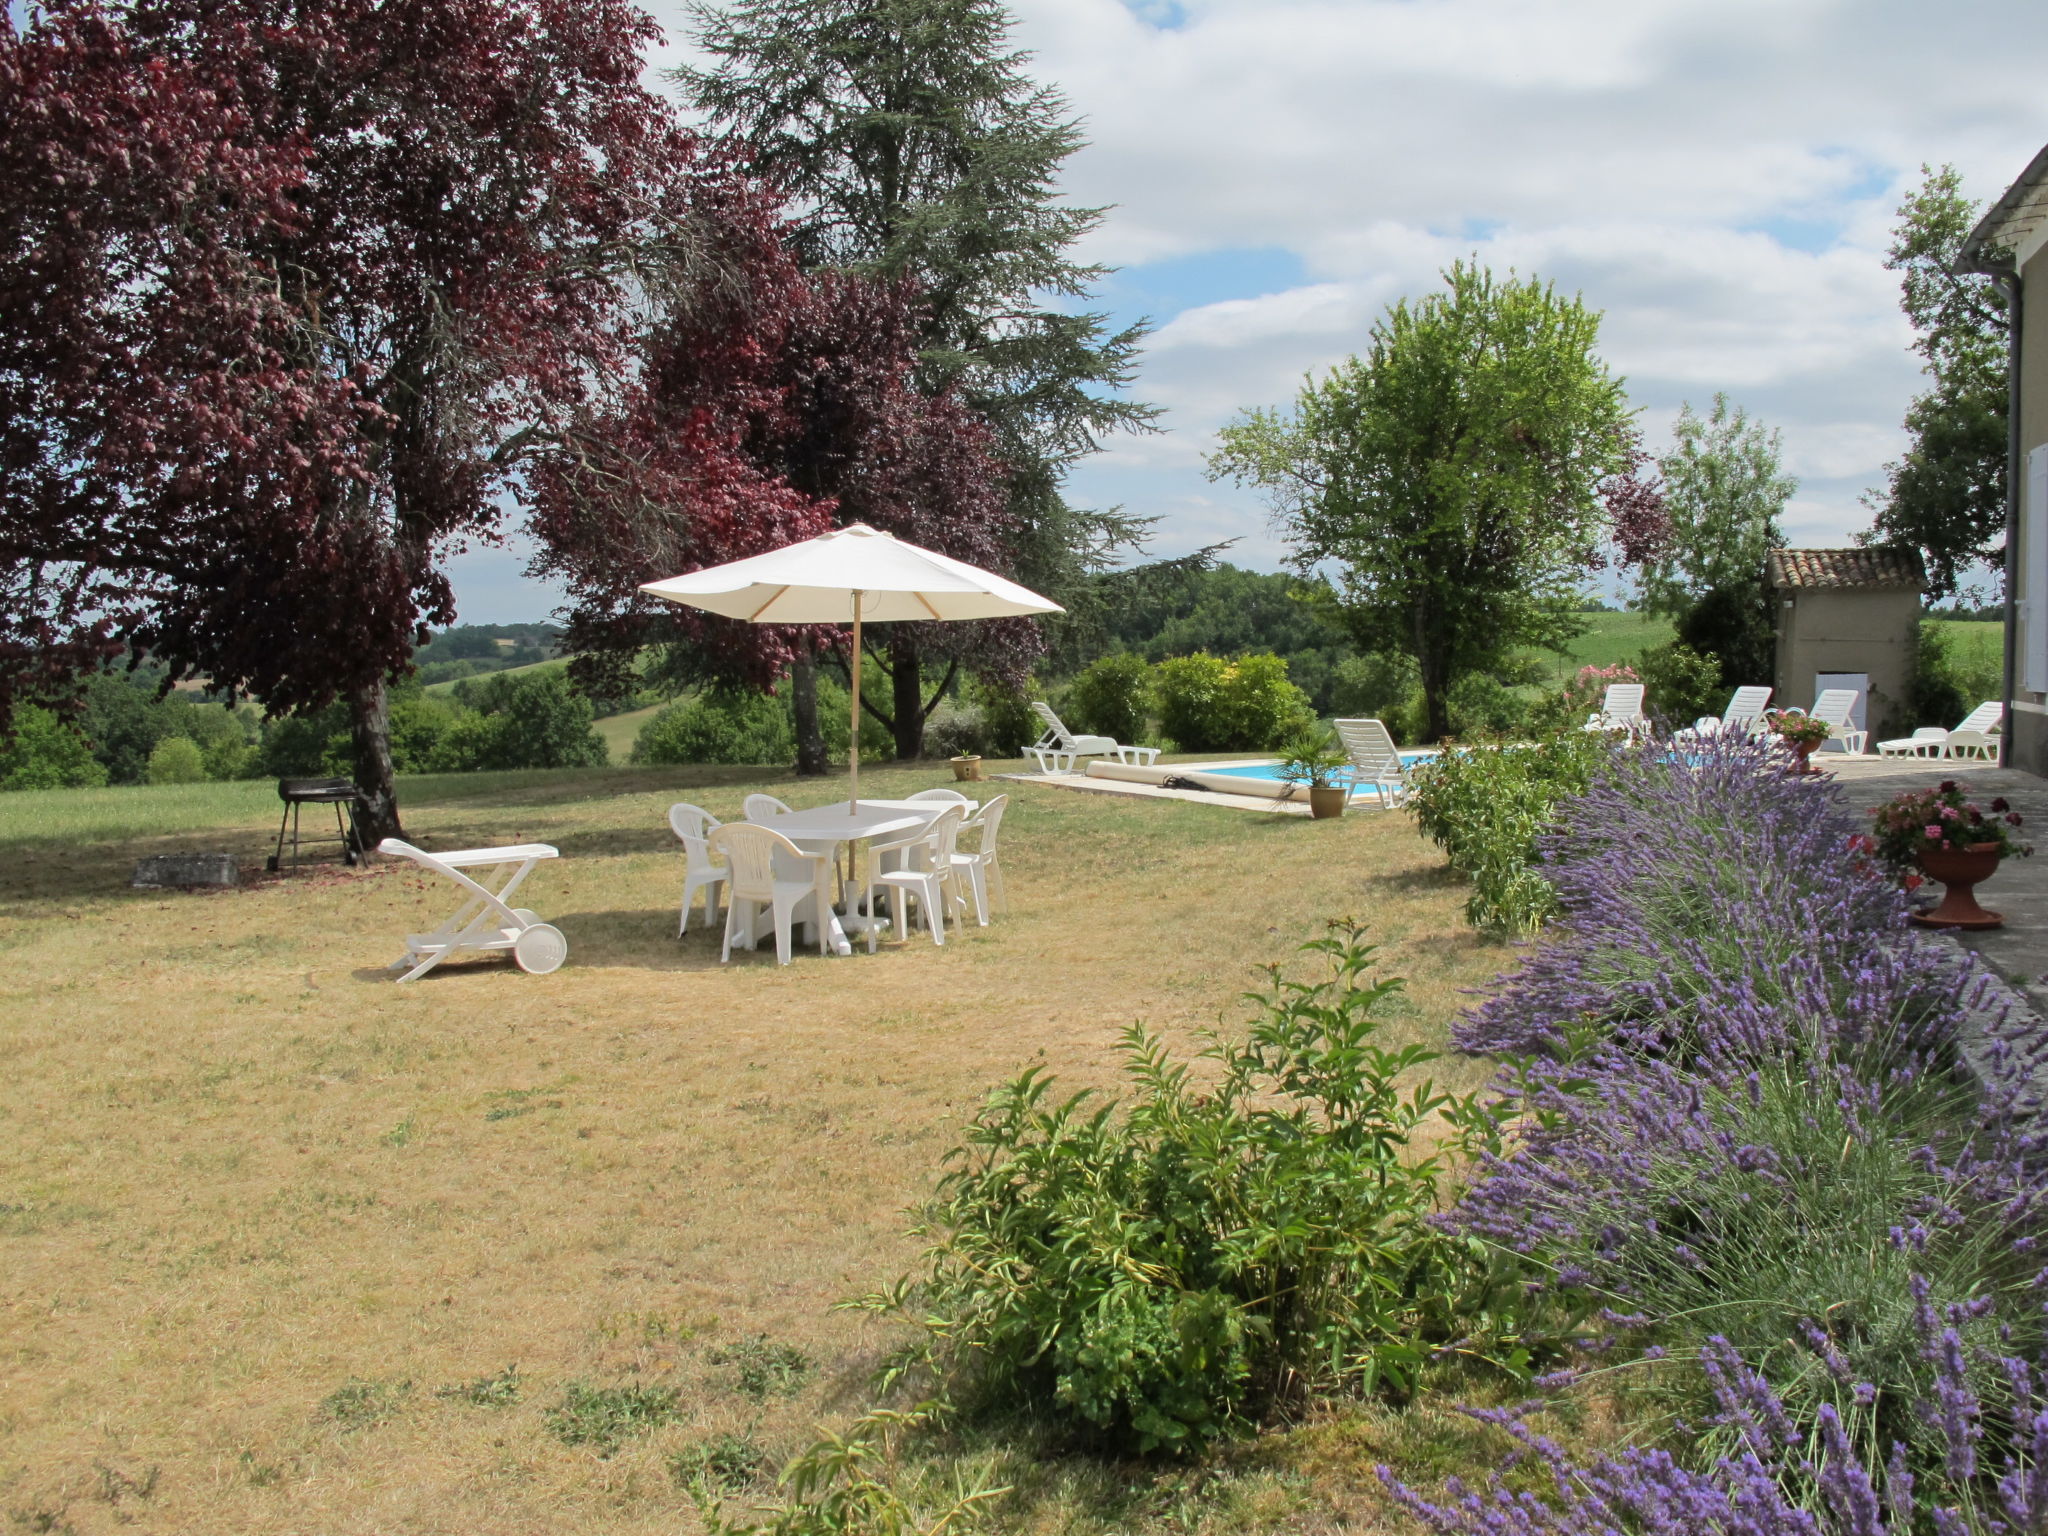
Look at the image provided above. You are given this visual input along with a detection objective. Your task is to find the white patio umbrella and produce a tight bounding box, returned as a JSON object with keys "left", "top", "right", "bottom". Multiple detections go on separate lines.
{"left": 638, "top": 524, "right": 1061, "bottom": 811}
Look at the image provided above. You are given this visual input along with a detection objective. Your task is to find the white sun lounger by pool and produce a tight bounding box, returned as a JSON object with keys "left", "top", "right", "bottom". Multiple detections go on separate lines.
{"left": 1807, "top": 688, "right": 1867, "bottom": 755}
{"left": 1583, "top": 682, "right": 1647, "bottom": 735}
{"left": 1333, "top": 718, "right": 1413, "bottom": 809}
{"left": 1877, "top": 701, "right": 2003, "bottom": 761}
{"left": 1677, "top": 685, "right": 1772, "bottom": 742}
{"left": 376, "top": 838, "right": 567, "bottom": 982}
{"left": 1024, "top": 701, "right": 1159, "bottom": 774}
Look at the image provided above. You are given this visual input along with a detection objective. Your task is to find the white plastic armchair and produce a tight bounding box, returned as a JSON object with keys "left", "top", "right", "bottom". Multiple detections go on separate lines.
{"left": 1809, "top": 689, "right": 1866, "bottom": 755}
{"left": 1583, "top": 683, "right": 1647, "bottom": 735}
{"left": 742, "top": 793, "right": 794, "bottom": 822}
{"left": 707, "top": 822, "right": 834, "bottom": 966}
{"left": 667, "top": 803, "right": 728, "bottom": 936}
{"left": 375, "top": 838, "right": 567, "bottom": 983}
{"left": 864, "top": 804, "right": 968, "bottom": 950}
{"left": 1879, "top": 701, "right": 2002, "bottom": 760}
{"left": 1681, "top": 685, "right": 1773, "bottom": 742}
{"left": 1332, "top": 719, "right": 1410, "bottom": 810}
{"left": 904, "top": 788, "right": 974, "bottom": 805}
{"left": 950, "top": 793, "right": 1009, "bottom": 925}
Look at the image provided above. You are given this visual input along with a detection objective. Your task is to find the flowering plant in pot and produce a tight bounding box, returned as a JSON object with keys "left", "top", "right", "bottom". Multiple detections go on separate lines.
{"left": 1275, "top": 731, "right": 1353, "bottom": 819}
{"left": 1762, "top": 707, "right": 1832, "bottom": 771}
{"left": 1869, "top": 780, "right": 2031, "bottom": 928}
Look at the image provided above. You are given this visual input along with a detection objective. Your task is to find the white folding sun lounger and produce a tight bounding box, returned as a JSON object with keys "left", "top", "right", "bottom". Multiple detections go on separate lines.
{"left": 1878, "top": 701, "right": 2003, "bottom": 761}
{"left": 376, "top": 838, "right": 568, "bottom": 982}
{"left": 1333, "top": 718, "right": 1413, "bottom": 809}
{"left": 1678, "top": 685, "right": 1773, "bottom": 742}
{"left": 1583, "top": 682, "right": 1647, "bottom": 735}
{"left": 1023, "top": 701, "right": 1159, "bottom": 774}
{"left": 1808, "top": 688, "right": 1867, "bottom": 755}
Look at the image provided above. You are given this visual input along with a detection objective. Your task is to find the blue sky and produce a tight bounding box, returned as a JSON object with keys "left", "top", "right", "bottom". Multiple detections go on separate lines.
{"left": 447, "top": 0, "right": 2048, "bottom": 620}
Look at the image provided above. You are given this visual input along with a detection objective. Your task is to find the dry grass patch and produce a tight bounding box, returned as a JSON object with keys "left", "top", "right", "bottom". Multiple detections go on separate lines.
{"left": 0, "top": 759, "right": 1505, "bottom": 1534}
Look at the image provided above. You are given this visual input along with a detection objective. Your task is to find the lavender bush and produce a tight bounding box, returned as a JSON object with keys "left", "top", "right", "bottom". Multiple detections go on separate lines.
{"left": 1384, "top": 1316, "right": 2048, "bottom": 1535}
{"left": 1442, "top": 729, "right": 2048, "bottom": 1502}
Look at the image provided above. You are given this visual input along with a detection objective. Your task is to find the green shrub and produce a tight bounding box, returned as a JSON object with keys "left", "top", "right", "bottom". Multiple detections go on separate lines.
{"left": 972, "top": 675, "right": 1039, "bottom": 759}
{"left": 1064, "top": 653, "right": 1153, "bottom": 745}
{"left": 1446, "top": 673, "right": 1531, "bottom": 739}
{"left": 493, "top": 671, "right": 608, "bottom": 769}
{"left": 922, "top": 700, "right": 987, "bottom": 759}
{"left": 1410, "top": 732, "right": 1610, "bottom": 934}
{"left": 634, "top": 687, "right": 795, "bottom": 766}
{"left": 813, "top": 675, "right": 895, "bottom": 761}
{"left": 258, "top": 710, "right": 346, "bottom": 778}
{"left": 0, "top": 706, "right": 109, "bottom": 790}
{"left": 857, "top": 927, "right": 1493, "bottom": 1453}
{"left": 1329, "top": 652, "right": 1420, "bottom": 735}
{"left": 145, "top": 735, "right": 208, "bottom": 785}
{"left": 1154, "top": 652, "right": 1313, "bottom": 752}
{"left": 1635, "top": 640, "right": 1725, "bottom": 727}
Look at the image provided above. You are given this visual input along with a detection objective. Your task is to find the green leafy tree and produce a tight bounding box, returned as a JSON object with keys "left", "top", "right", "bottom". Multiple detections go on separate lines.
{"left": 1636, "top": 395, "right": 1793, "bottom": 691}
{"left": 1862, "top": 165, "right": 2010, "bottom": 599}
{"left": 0, "top": 706, "right": 108, "bottom": 790}
{"left": 145, "top": 736, "right": 207, "bottom": 785}
{"left": 1209, "top": 263, "right": 1648, "bottom": 742}
{"left": 676, "top": 0, "right": 1157, "bottom": 755}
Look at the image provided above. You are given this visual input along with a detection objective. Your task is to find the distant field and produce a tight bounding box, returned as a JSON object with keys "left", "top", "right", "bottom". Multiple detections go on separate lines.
{"left": 421, "top": 655, "right": 565, "bottom": 695}
{"left": 596, "top": 701, "right": 665, "bottom": 762}
{"left": 1524, "top": 611, "right": 1674, "bottom": 680}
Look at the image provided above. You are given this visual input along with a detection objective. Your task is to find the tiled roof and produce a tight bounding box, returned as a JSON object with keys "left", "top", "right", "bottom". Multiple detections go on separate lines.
{"left": 1962, "top": 143, "right": 2048, "bottom": 272}
{"left": 1766, "top": 547, "right": 1926, "bottom": 591}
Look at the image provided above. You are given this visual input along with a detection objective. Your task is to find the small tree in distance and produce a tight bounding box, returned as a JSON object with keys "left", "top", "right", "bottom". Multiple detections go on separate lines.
{"left": 1208, "top": 262, "right": 1662, "bottom": 742}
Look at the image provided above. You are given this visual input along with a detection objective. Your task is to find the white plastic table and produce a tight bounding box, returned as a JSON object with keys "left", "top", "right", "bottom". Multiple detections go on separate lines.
{"left": 750, "top": 801, "right": 942, "bottom": 954}
{"left": 376, "top": 838, "right": 567, "bottom": 982}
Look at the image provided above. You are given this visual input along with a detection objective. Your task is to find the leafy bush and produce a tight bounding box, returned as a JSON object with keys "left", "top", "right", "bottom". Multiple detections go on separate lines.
{"left": 1634, "top": 639, "right": 1724, "bottom": 726}
{"left": 634, "top": 688, "right": 794, "bottom": 767}
{"left": 1446, "top": 672, "right": 1531, "bottom": 739}
{"left": 1154, "top": 651, "right": 1313, "bottom": 752}
{"left": 921, "top": 700, "right": 987, "bottom": 759}
{"left": 1329, "top": 651, "right": 1420, "bottom": 739}
{"left": 0, "top": 706, "right": 109, "bottom": 790}
{"left": 857, "top": 928, "right": 1497, "bottom": 1454}
{"left": 489, "top": 671, "right": 609, "bottom": 768}
{"left": 1064, "top": 652, "right": 1153, "bottom": 745}
{"left": 1409, "top": 732, "right": 1609, "bottom": 934}
{"left": 145, "top": 735, "right": 208, "bottom": 784}
{"left": 1907, "top": 619, "right": 1999, "bottom": 733}
{"left": 972, "top": 675, "right": 1040, "bottom": 759}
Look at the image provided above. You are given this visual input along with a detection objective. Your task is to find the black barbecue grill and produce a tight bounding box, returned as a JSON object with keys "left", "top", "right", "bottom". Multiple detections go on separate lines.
{"left": 269, "top": 778, "right": 364, "bottom": 872}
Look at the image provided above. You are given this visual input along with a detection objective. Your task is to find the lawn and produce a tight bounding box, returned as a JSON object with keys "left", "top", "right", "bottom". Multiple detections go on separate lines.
{"left": 0, "top": 759, "right": 1508, "bottom": 1535}
{"left": 1528, "top": 610, "right": 1673, "bottom": 680}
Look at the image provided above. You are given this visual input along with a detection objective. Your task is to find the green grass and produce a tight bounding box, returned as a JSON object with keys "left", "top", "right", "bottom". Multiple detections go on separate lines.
{"left": 595, "top": 701, "right": 665, "bottom": 763}
{"left": 421, "top": 656, "right": 567, "bottom": 695}
{"left": 1526, "top": 611, "right": 1674, "bottom": 680}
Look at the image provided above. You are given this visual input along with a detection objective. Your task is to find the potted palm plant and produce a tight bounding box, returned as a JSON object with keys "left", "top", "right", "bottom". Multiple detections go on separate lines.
{"left": 1276, "top": 730, "right": 1353, "bottom": 820}
{"left": 1869, "top": 780, "right": 2031, "bottom": 929}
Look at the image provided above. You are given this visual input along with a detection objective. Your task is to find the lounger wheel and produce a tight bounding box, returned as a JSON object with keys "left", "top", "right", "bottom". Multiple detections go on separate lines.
{"left": 512, "top": 923, "right": 567, "bottom": 975}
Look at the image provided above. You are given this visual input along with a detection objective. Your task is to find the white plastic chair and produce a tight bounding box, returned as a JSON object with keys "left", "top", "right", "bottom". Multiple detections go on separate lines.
{"left": 1332, "top": 719, "right": 1411, "bottom": 809}
{"left": 667, "top": 803, "right": 729, "bottom": 936}
{"left": 905, "top": 788, "right": 974, "bottom": 805}
{"left": 1583, "top": 683, "right": 1647, "bottom": 735}
{"left": 708, "top": 822, "right": 834, "bottom": 966}
{"left": 950, "top": 793, "right": 1009, "bottom": 925}
{"left": 1809, "top": 688, "right": 1866, "bottom": 754}
{"left": 742, "top": 793, "right": 794, "bottom": 823}
{"left": 1878, "top": 701, "right": 2002, "bottom": 760}
{"left": 375, "top": 838, "right": 567, "bottom": 982}
{"left": 863, "top": 804, "right": 967, "bottom": 949}
{"left": 1680, "top": 685, "right": 1772, "bottom": 742}
{"left": 1023, "top": 702, "right": 1159, "bottom": 773}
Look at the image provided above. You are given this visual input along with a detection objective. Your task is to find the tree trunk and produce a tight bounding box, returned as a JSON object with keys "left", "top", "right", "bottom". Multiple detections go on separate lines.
{"left": 348, "top": 678, "right": 403, "bottom": 851}
{"left": 791, "top": 645, "right": 828, "bottom": 776}
{"left": 889, "top": 630, "right": 924, "bottom": 759}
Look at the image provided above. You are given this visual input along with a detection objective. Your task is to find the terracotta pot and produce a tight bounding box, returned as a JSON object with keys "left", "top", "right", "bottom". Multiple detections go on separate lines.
{"left": 1784, "top": 738, "right": 1819, "bottom": 775}
{"left": 949, "top": 755, "right": 984, "bottom": 783}
{"left": 1913, "top": 841, "right": 2004, "bottom": 930}
{"left": 1308, "top": 784, "right": 1348, "bottom": 820}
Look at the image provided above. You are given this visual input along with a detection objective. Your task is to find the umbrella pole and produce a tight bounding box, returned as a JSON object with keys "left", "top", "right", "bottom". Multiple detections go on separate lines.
{"left": 849, "top": 593, "right": 862, "bottom": 814}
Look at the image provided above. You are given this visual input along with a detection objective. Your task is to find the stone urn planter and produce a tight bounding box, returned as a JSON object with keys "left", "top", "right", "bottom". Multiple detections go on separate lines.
{"left": 1912, "top": 842, "right": 2005, "bottom": 930}
{"left": 1307, "top": 784, "right": 1348, "bottom": 820}
{"left": 949, "top": 754, "right": 984, "bottom": 782}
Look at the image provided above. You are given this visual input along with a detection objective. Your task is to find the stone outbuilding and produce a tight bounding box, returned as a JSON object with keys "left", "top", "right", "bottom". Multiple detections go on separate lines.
{"left": 1767, "top": 547, "right": 1926, "bottom": 748}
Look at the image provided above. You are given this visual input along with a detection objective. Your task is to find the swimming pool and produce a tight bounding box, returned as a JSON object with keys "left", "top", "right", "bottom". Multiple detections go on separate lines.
{"left": 1195, "top": 753, "right": 1436, "bottom": 795}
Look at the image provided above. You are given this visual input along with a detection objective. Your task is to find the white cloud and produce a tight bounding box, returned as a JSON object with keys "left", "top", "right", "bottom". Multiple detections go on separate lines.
{"left": 453, "top": 0, "right": 2044, "bottom": 617}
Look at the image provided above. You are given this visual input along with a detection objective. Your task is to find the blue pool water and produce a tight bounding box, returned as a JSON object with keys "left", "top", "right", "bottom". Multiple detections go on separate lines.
{"left": 1197, "top": 753, "right": 1435, "bottom": 795}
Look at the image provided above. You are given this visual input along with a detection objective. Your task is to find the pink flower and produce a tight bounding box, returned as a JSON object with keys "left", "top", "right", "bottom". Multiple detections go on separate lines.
{"left": 1925, "top": 825, "right": 1942, "bottom": 839}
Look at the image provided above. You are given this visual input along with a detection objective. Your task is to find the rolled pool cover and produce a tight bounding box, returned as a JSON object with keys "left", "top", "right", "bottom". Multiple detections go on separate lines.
{"left": 1084, "top": 759, "right": 1305, "bottom": 801}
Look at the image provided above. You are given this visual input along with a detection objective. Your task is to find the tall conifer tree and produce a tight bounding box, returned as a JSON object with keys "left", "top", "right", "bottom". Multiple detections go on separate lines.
{"left": 676, "top": 0, "right": 1157, "bottom": 757}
